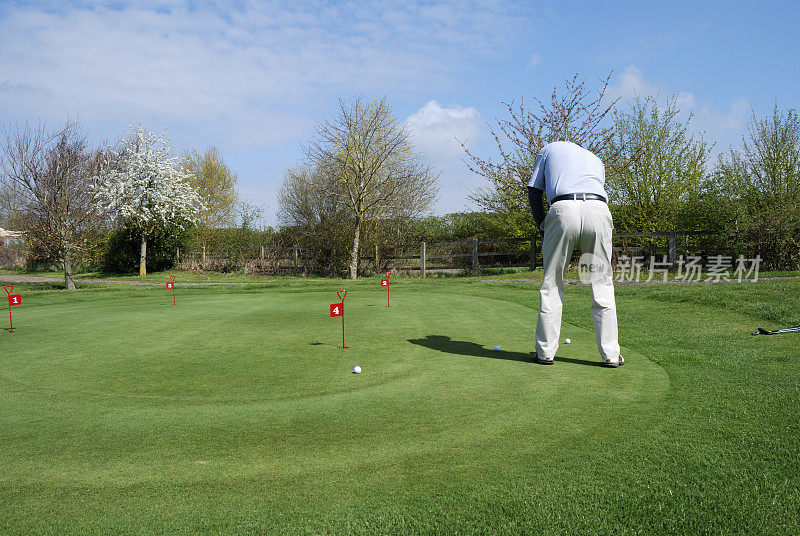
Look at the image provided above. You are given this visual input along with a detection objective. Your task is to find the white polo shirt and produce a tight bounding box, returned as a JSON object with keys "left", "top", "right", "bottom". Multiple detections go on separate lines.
{"left": 527, "top": 141, "right": 608, "bottom": 201}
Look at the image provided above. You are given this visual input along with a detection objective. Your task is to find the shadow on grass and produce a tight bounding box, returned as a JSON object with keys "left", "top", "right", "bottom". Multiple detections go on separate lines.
{"left": 407, "top": 335, "right": 603, "bottom": 367}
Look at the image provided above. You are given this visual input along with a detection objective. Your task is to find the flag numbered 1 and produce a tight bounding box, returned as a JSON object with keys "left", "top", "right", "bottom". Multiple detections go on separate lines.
{"left": 4, "top": 285, "right": 19, "bottom": 333}
{"left": 330, "top": 303, "right": 343, "bottom": 317}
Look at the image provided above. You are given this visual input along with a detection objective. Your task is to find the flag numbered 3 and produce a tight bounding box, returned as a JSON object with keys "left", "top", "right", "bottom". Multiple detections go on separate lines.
{"left": 330, "top": 303, "right": 343, "bottom": 317}
{"left": 166, "top": 282, "right": 174, "bottom": 290}
{"left": 8, "top": 294, "right": 21, "bottom": 306}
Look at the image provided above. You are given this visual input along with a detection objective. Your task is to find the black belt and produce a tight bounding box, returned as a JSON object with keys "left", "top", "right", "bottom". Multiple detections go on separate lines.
{"left": 551, "top": 193, "right": 606, "bottom": 203}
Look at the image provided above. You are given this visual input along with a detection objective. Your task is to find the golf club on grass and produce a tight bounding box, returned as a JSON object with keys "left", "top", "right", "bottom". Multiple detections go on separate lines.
{"left": 751, "top": 326, "right": 800, "bottom": 335}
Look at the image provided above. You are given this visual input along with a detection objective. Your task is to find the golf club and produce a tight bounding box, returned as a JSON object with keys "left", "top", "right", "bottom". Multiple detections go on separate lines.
{"left": 751, "top": 326, "right": 800, "bottom": 335}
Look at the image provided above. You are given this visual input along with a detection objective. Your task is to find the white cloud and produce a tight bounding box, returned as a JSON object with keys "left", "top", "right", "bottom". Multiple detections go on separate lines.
{"left": 406, "top": 101, "right": 484, "bottom": 214}
{"left": 527, "top": 53, "right": 541, "bottom": 67}
{"left": 607, "top": 66, "right": 748, "bottom": 155}
{"left": 0, "top": 3, "right": 524, "bottom": 108}
{"left": 405, "top": 100, "right": 482, "bottom": 158}
{"left": 605, "top": 65, "right": 660, "bottom": 102}
{"left": 0, "top": 2, "right": 527, "bottom": 146}
{"left": 688, "top": 98, "right": 748, "bottom": 140}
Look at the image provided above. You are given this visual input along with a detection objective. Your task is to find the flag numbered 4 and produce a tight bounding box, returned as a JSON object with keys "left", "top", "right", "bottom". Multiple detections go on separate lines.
{"left": 8, "top": 294, "right": 21, "bottom": 306}
{"left": 330, "top": 303, "right": 343, "bottom": 317}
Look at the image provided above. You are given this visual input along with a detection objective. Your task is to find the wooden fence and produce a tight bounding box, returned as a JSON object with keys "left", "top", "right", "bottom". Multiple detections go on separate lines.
{"left": 174, "top": 230, "right": 720, "bottom": 276}
{"left": 385, "top": 231, "right": 719, "bottom": 277}
{"left": 176, "top": 245, "right": 317, "bottom": 274}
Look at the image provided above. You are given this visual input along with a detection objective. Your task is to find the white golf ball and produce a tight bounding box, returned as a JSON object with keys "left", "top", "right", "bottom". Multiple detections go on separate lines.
{"left": 353, "top": 366, "right": 362, "bottom": 374}
{"left": 565, "top": 338, "right": 571, "bottom": 344}
{"left": 494, "top": 345, "right": 501, "bottom": 351}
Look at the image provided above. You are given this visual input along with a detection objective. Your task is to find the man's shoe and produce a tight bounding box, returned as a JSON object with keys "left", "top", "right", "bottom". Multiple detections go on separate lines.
{"left": 602, "top": 356, "right": 625, "bottom": 368}
{"left": 533, "top": 352, "right": 554, "bottom": 365}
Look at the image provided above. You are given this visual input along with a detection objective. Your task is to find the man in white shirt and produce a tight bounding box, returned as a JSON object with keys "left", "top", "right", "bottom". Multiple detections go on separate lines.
{"left": 527, "top": 141, "right": 623, "bottom": 367}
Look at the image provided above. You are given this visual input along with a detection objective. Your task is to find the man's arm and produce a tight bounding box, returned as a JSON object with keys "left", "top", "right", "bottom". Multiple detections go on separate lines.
{"left": 528, "top": 186, "right": 546, "bottom": 232}
{"left": 527, "top": 148, "right": 547, "bottom": 233}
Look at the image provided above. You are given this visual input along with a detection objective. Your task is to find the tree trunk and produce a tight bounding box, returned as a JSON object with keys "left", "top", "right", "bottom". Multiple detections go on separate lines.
{"left": 64, "top": 254, "right": 76, "bottom": 291}
{"left": 349, "top": 219, "right": 361, "bottom": 279}
{"left": 139, "top": 233, "right": 148, "bottom": 276}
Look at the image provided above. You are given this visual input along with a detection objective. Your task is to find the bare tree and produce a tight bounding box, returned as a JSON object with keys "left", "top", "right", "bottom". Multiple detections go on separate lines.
{"left": 278, "top": 165, "right": 345, "bottom": 228}
{"left": 0, "top": 120, "right": 103, "bottom": 290}
{"left": 463, "top": 73, "right": 634, "bottom": 213}
{"left": 0, "top": 183, "right": 24, "bottom": 228}
{"left": 305, "top": 96, "right": 439, "bottom": 278}
{"left": 277, "top": 165, "right": 351, "bottom": 274}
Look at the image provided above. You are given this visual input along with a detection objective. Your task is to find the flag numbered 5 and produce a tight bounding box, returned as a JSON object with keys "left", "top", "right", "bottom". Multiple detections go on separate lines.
{"left": 330, "top": 303, "right": 343, "bottom": 317}
{"left": 8, "top": 294, "right": 21, "bottom": 306}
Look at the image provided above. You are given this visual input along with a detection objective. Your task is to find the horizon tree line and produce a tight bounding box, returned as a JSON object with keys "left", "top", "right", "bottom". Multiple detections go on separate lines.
{"left": 2, "top": 75, "right": 799, "bottom": 286}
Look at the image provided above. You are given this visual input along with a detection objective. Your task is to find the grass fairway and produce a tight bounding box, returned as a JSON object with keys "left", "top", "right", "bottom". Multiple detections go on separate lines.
{"left": 1, "top": 278, "right": 798, "bottom": 534}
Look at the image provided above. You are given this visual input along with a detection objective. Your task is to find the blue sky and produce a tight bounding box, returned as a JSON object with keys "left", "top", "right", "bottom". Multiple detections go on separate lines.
{"left": 1, "top": 0, "right": 797, "bottom": 225}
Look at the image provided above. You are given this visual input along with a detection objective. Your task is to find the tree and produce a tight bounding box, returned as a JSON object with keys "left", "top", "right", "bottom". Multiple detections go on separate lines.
{"left": 717, "top": 103, "right": 800, "bottom": 204}
{"left": 182, "top": 146, "right": 238, "bottom": 246}
{"left": 278, "top": 165, "right": 345, "bottom": 229}
{"left": 278, "top": 165, "right": 353, "bottom": 275}
{"left": 605, "top": 95, "right": 712, "bottom": 231}
{"left": 714, "top": 103, "right": 800, "bottom": 268}
{"left": 236, "top": 200, "right": 267, "bottom": 231}
{"left": 0, "top": 183, "right": 23, "bottom": 228}
{"left": 0, "top": 120, "right": 103, "bottom": 290}
{"left": 95, "top": 126, "right": 201, "bottom": 276}
{"left": 463, "top": 73, "right": 630, "bottom": 214}
{"left": 304, "top": 96, "right": 439, "bottom": 278}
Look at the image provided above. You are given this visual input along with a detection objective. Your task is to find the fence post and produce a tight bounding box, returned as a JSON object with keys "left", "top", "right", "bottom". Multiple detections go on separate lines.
{"left": 471, "top": 238, "right": 478, "bottom": 275}
{"left": 669, "top": 230, "right": 676, "bottom": 266}
{"left": 260, "top": 245, "right": 264, "bottom": 262}
{"left": 420, "top": 241, "right": 426, "bottom": 278}
{"left": 375, "top": 244, "right": 379, "bottom": 271}
{"left": 529, "top": 235, "right": 537, "bottom": 271}
{"left": 176, "top": 248, "right": 180, "bottom": 263}
{"left": 293, "top": 245, "right": 299, "bottom": 267}
{"left": 202, "top": 246, "right": 206, "bottom": 264}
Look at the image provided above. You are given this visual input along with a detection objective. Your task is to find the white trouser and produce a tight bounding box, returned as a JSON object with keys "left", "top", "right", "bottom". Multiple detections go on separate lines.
{"left": 535, "top": 200, "right": 621, "bottom": 362}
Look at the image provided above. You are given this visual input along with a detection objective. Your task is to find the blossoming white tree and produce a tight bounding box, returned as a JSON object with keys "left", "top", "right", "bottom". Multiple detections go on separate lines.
{"left": 95, "top": 126, "right": 201, "bottom": 276}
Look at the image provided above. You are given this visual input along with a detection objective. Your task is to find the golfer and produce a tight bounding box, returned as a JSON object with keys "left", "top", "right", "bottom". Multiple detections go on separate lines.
{"left": 527, "top": 141, "right": 623, "bottom": 367}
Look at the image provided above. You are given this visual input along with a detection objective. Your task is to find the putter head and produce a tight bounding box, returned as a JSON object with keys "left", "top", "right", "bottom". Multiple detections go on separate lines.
{"left": 756, "top": 327, "right": 773, "bottom": 335}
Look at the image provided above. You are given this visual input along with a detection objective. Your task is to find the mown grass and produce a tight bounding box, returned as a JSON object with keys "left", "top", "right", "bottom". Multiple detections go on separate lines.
{"left": 0, "top": 276, "right": 798, "bottom": 534}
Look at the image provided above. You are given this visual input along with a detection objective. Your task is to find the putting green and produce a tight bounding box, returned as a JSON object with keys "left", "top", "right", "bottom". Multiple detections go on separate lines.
{"left": 0, "top": 286, "right": 669, "bottom": 532}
